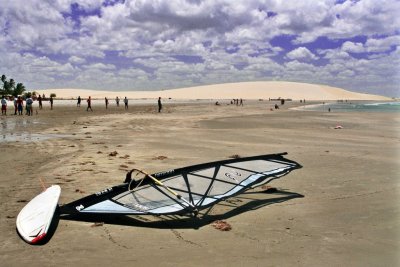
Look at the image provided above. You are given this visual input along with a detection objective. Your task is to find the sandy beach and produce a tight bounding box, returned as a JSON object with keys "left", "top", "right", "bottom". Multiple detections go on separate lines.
{"left": 1, "top": 98, "right": 399, "bottom": 266}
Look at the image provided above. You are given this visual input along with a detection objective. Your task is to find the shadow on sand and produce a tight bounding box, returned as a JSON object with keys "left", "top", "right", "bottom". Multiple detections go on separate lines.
{"left": 60, "top": 189, "right": 304, "bottom": 230}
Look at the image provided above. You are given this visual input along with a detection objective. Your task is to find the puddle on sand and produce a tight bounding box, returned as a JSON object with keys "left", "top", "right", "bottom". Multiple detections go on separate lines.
{"left": 1, "top": 118, "right": 43, "bottom": 130}
{"left": 1, "top": 132, "right": 71, "bottom": 142}
{"left": 0, "top": 116, "right": 64, "bottom": 142}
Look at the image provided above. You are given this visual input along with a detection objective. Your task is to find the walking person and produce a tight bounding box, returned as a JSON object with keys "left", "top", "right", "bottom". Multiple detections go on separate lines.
{"left": 38, "top": 95, "right": 43, "bottom": 109}
{"left": 77, "top": 96, "right": 81, "bottom": 107}
{"left": 87, "top": 96, "right": 93, "bottom": 111}
{"left": 105, "top": 97, "right": 109, "bottom": 109}
{"left": 116, "top": 96, "right": 120, "bottom": 107}
{"left": 158, "top": 97, "right": 162, "bottom": 113}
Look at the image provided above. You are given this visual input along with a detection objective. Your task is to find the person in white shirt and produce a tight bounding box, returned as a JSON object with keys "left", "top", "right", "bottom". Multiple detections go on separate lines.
{"left": 1, "top": 96, "right": 7, "bottom": 115}
{"left": 26, "top": 96, "right": 33, "bottom": 116}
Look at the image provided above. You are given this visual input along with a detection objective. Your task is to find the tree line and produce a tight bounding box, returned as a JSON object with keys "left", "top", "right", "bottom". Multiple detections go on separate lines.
{"left": 0, "top": 74, "right": 26, "bottom": 97}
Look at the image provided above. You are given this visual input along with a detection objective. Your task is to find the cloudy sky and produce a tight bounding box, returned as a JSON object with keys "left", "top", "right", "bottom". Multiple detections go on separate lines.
{"left": 0, "top": 0, "right": 399, "bottom": 96}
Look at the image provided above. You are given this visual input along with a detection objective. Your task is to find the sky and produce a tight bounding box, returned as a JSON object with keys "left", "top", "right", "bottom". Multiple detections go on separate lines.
{"left": 0, "top": 0, "right": 399, "bottom": 97}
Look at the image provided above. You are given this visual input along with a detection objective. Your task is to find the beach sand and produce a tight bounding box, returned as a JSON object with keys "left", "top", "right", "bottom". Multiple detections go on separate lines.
{"left": 0, "top": 99, "right": 399, "bottom": 266}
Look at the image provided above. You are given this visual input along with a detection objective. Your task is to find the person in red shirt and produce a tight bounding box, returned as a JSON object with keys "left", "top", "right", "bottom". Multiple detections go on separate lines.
{"left": 17, "top": 96, "right": 23, "bottom": 115}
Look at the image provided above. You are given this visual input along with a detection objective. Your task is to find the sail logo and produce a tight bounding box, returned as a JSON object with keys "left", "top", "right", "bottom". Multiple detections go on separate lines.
{"left": 133, "top": 203, "right": 149, "bottom": 211}
{"left": 154, "top": 169, "right": 174, "bottom": 177}
{"left": 225, "top": 171, "right": 241, "bottom": 182}
{"left": 95, "top": 187, "right": 113, "bottom": 196}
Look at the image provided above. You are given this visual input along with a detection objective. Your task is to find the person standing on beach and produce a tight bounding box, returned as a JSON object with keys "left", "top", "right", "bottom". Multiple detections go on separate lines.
{"left": 26, "top": 95, "right": 33, "bottom": 116}
{"left": 87, "top": 96, "right": 93, "bottom": 111}
{"left": 17, "top": 96, "right": 23, "bottom": 115}
{"left": 1, "top": 96, "right": 7, "bottom": 115}
{"left": 77, "top": 96, "right": 81, "bottom": 107}
{"left": 37, "top": 95, "right": 42, "bottom": 109}
{"left": 13, "top": 97, "right": 17, "bottom": 115}
{"left": 158, "top": 97, "right": 162, "bottom": 113}
{"left": 105, "top": 97, "right": 109, "bottom": 109}
{"left": 49, "top": 96, "right": 53, "bottom": 110}
{"left": 116, "top": 96, "right": 120, "bottom": 107}
{"left": 124, "top": 97, "right": 128, "bottom": 109}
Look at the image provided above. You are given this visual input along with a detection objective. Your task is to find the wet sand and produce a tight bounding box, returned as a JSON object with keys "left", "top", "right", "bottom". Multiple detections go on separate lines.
{"left": 1, "top": 100, "right": 399, "bottom": 266}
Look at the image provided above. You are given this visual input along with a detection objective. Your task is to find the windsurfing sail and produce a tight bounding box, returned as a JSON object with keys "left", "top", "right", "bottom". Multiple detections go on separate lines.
{"left": 61, "top": 152, "right": 301, "bottom": 216}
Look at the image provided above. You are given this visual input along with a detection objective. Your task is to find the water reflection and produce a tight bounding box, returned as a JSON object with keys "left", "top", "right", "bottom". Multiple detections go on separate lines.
{"left": 1, "top": 132, "right": 70, "bottom": 142}
{"left": 0, "top": 117, "right": 60, "bottom": 143}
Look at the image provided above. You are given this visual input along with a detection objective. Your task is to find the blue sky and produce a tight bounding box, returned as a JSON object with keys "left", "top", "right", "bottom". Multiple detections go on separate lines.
{"left": 0, "top": 0, "right": 399, "bottom": 97}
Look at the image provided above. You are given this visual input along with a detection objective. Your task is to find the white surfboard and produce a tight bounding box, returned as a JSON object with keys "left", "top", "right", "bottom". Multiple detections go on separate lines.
{"left": 16, "top": 185, "right": 61, "bottom": 244}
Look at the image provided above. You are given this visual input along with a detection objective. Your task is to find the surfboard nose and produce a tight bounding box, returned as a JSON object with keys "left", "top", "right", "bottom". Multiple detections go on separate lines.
{"left": 16, "top": 185, "right": 61, "bottom": 244}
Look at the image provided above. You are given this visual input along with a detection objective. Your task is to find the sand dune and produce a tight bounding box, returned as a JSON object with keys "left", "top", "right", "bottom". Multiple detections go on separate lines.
{"left": 36, "top": 81, "right": 389, "bottom": 100}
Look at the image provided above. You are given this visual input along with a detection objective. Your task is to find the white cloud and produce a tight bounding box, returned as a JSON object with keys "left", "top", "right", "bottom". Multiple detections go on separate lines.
{"left": 342, "top": 41, "right": 365, "bottom": 53}
{"left": 365, "top": 36, "right": 400, "bottom": 53}
{"left": 69, "top": 56, "right": 86, "bottom": 64}
{"left": 83, "top": 63, "right": 116, "bottom": 70}
{"left": 286, "top": 47, "right": 318, "bottom": 61}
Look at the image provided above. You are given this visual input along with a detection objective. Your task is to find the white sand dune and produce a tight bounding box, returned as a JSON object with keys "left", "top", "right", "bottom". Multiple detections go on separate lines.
{"left": 36, "top": 81, "right": 389, "bottom": 100}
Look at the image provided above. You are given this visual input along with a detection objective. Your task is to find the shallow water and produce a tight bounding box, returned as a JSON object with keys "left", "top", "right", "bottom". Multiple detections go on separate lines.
{"left": 0, "top": 117, "right": 70, "bottom": 143}
{"left": 301, "top": 101, "right": 400, "bottom": 112}
{"left": 1, "top": 117, "right": 42, "bottom": 131}
{"left": 1, "top": 132, "right": 70, "bottom": 142}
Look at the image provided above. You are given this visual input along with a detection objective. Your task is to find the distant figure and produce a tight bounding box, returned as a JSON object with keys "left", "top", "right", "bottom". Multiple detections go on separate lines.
{"left": 124, "top": 97, "right": 128, "bottom": 109}
{"left": 26, "top": 96, "right": 33, "bottom": 116}
{"left": 215, "top": 101, "right": 220, "bottom": 106}
{"left": 328, "top": 108, "right": 331, "bottom": 112}
{"left": 77, "top": 96, "right": 81, "bottom": 107}
{"left": 116, "top": 96, "right": 120, "bottom": 107}
{"left": 87, "top": 96, "right": 93, "bottom": 111}
{"left": 49, "top": 96, "right": 53, "bottom": 110}
{"left": 13, "top": 97, "right": 17, "bottom": 115}
{"left": 158, "top": 97, "right": 162, "bottom": 113}
{"left": 281, "top": 99, "right": 285, "bottom": 105}
{"left": 17, "top": 96, "right": 23, "bottom": 115}
{"left": 1, "top": 96, "right": 7, "bottom": 115}
{"left": 240, "top": 99, "right": 243, "bottom": 106}
{"left": 38, "top": 95, "right": 43, "bottom": 109}
{"left": 274, "top": 104, "right": 279, "bottom": 109}
{"left": 105, "top": 97, "right": 109, "bottom": 109}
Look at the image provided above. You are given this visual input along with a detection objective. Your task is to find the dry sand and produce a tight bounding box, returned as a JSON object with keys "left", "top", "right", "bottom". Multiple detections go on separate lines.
{"left": 0, "top": 99, "right": 399, "bottom": 266}
{"left": 36, "top": 81, "right": 390, "bottom": 101}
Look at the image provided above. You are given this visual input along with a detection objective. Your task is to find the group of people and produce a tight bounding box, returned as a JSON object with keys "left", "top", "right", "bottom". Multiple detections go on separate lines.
{"left": 231, "top": 99, "right": 244, "bottom": 106}
{"left": 1, "top": 95, "right": 35, "bottom": 116}
{"left": 76, "top": 96, "right": 162, "bottom": 112}
{"left": 1, "top": 95, "right": 164, "bottom": 115}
